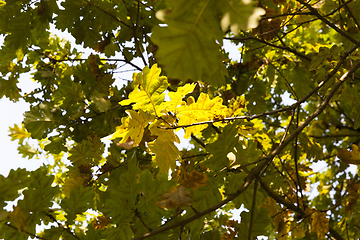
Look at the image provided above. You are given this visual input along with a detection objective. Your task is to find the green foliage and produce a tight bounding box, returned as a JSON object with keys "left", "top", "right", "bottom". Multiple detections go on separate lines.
{"left": 1, "top": 0, "right": 360, "bottom": 239}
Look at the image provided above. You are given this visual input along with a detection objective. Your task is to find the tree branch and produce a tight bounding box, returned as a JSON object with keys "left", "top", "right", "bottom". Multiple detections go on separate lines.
{"left": 298, "top": 0, "right": 360, "bottom": 47}
{"left": 256, "top": 176, "right": 345, "bottom": 240}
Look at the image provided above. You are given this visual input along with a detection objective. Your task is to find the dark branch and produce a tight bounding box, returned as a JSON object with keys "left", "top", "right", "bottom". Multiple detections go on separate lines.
{"left": 298, "top": 0, "right": 360, "bottom": 47}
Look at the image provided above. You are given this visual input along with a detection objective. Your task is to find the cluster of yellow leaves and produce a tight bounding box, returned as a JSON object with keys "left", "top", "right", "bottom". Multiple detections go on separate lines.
{"left": 108, "top": 64, "right": 245, "bottom": 174}
{"left": 337, "top": 143, "right": 360, "bottom": 165}
{"left": 110, "top": 110, "right": 154, "bottom": 147}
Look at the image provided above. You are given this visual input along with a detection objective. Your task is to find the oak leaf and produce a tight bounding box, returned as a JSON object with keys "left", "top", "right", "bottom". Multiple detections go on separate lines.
{"left": 148, "top": 117, "right": 181, "bottom": 174}
{"left": 177, "top": 93, "right": 227, "bottom": 138}
{"left": 62, "top": 173, "right": 85, "bottom": 197}
{"left": 8, "top": 124, "right": 31, "bottom": 144}
{"left": 110, "top": 110, "right": 154, "bottom": 147}
{"left": 156, "top": 186, "right": 193, "bottom": 209}
{"left": 120, "top": 64, "right": 168, "bottom": 115}
{"left": 92, "top": 215, "right": 111, "bottom": 230}
{"left": 337, "top": 143, "right": 360, "bottom": 164}
{"left": 182, "top": 170, "right": 208, "bottom": 189}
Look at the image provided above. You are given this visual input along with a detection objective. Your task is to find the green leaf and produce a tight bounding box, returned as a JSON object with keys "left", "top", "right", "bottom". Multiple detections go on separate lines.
{"left": 23, "top": 103, "right": 62, "bottom": 139}
{"left": 205, "top": 123, "right": 240, "bottom": 170}
{"left": 0, "top": 77, "right": 21, "bottom": 101}
{"left": 17, "top": 142, "right": 39, "bottom": 159}
{"left": 90, "top": 90, "right": 111, "bottom": 113}
{"left": 219, "top": 0, "right": 265, "bottom": 33}
{"left": 0, "top": 168, "right": 31, "bottom": 203}
{"left": 60, "top": 185, "right": 94, "bottom": 224}
{"left": 102, "top": 224, "right": 133, "bottom": 240}
{"left": 151, "top": 0, "right": 227, "bottom": 86}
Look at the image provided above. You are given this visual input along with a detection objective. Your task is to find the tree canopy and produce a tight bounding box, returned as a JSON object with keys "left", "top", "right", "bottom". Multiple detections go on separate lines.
{"left": 1, "top": 0, "right": 360, "bottom": 239}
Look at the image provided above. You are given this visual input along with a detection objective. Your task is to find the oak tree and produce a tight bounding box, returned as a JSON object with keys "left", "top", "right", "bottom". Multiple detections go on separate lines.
{"left": 1, "top": 0, "right": 360, "bottom": 239}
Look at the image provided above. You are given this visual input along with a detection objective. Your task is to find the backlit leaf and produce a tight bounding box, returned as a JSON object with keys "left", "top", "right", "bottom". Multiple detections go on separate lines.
{"left": 120, "top": 64, "right": 168, "bottom": 115}
{"left": 148, "top": 117, "right": 181, "bottom": 174}
{"left": 311, "top": 211, "right": 329, "bottom": 239}
{"left": 177, "top": 93, "right": 227, "bottom": 138}
{"left": 110, "top": 110, "right": 154, "bottom": 147}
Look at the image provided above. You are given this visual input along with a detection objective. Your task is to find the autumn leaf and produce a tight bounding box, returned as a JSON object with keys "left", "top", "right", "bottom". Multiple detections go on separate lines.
{"left": 161, "top": 83, "right": 197, "bottom": 113}
{"left": 92, "top": 215, "right": 111, "bottom": 230}
{"left": 177, "top": 93, "right": 227, "bottom": 138}
{"left": 262, "top": 197, "right": 279, "bottom": 217}
{"left": 148, "top": 116, "right": 181, "bottom": 174}
{"left": 311, "top": 211, "right": 329, "bottom": 239}
{"left": 120, "top": 64, "right": 169, "bottom": 115}
{"left": 182, "top": 170, "right": 208, "bottom": 189}
{"left": 110, "top": 110, "right": 154, "bottom": 147}
{"left": 8, "top": 124, "right": 31, "bottom": 144}
{"left": 337, "top": 143, "right": 360, "bottom": 164}
{"left": 156, "top": 186, "right": 193, "bottom": 209}
{"left": 88, "top": 53, "right": 101, "bottom": 77}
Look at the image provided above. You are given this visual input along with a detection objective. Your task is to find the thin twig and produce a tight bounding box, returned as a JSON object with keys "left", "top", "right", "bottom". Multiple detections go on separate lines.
{"left": 45, "top": 213, "right": 81, "bottom": 240}
{"left": 298, "top": 0, "right": 360, "bottom": 47}
{"left": 161, "top": 45, "right": 358, "bottom": 131}
{"left": 84, "top": 0, "right": 132, "bottom": 29}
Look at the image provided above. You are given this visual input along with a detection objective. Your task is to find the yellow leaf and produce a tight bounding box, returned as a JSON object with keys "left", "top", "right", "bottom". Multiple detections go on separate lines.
{"left": 110, "top": 110, "right": 154, "bottom": 146}
{"left": 9, "top": 124, "right": 31, "bottom": 144}
{"left": 120, "top": 64, "right": 169, "bottom": 115}
{"left": 274, "top": 212, "right": 287, "bottom": 240}
{"left": 177, "top": 93, "right": 227, "bottom": 138}
{"left": 62, "top": 173, "right": 85, "bottom": 197}
{"left": 8, "top": 206, "right": 27, "bottom": 232}
{"left": 290, "top": 221, "right": 306, "bottom": 239}
{"left": 148, "top": 116, "right": 181, "bottom": 174}
{"left": 311, "top": 211, "right": 329, "bottom": 239}
{"left": 337, "top": 143, "right": 360, "bottom": 164}
{"left": 161, "top": 83, "right": 197, "bottom": 113}
{"left": 262, "top": 197, "right": 279, "bottom": 217}
{"left": 156, "top": 186, "right": 193, "bottom": 209}
{"left": 227, "top": 95, "right": 246, "bottom": 116}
